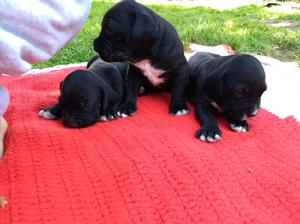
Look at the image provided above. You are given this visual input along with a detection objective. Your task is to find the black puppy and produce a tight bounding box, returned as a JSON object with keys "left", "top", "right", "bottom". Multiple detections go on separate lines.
{"left": 38, "top": 56, "right": 127, "bottom": 128}
{"left": 93, "top": 0, "right": 189, "bottom": 116}
{"left": 187, "top": 52, "right": 267, "bottom": 142}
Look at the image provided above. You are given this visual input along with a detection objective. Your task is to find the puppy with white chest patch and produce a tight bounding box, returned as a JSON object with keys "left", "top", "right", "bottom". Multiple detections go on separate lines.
{"left": 39, "top": 56, "right": 127, "bottom": 128}
{"left": 187, "top": 52, "right": 267, "bottom": 142}
{"left": 93, "top": 0, "right": 189, "bottom": 117}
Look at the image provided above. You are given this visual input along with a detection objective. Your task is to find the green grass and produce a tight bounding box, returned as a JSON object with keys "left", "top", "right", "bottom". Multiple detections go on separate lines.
{"left": 34, "top": 1, "right": 300, "bottom": 68}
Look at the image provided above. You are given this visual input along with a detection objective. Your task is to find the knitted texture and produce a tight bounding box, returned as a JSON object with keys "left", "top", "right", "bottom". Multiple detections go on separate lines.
{"left": 0, "top": 67, "right": 300, "bottom": 224}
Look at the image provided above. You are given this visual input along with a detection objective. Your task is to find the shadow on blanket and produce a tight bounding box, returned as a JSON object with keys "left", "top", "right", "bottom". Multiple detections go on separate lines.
{"left": 0, "top": 66, "right": 300, "bottom": 223}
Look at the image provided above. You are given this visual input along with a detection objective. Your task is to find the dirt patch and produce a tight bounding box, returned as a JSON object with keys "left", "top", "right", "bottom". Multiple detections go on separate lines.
{"left": 266, "top": 19, "right": 300, "bottom": 30}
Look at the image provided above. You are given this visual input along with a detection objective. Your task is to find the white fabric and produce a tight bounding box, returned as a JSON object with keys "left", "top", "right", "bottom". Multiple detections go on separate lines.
{"left": 0, "top": 87, "right": 9, "bottom": 116}
{"left": 0, "top": 0, "right": 92, "bottom": 75}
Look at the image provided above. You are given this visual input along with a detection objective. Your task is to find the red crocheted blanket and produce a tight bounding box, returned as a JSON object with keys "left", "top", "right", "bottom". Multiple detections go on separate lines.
{"left": 1, "top": 67, "right": 300, "bottom": 223}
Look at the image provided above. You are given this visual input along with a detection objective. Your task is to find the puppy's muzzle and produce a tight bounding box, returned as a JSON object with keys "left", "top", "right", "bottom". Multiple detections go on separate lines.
{"left": 247, "top": 107, "right": 259, "bottom": 118}
{"left": 63, "top": 116, "right": 79, "bottom": 128}
{"left": 240, "top": 105, "right": 260, "bottom": 121}
{"left": 62, "top": 110, "right": 80, "bottom": 127}
{"left": 93, "top": 38, "right": 111, "bottom": 61}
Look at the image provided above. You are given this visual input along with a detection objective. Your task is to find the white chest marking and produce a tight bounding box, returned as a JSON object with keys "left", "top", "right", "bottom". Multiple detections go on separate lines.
{"left": 131, "top": 59, "right": 165, "bottom": 86}
{"left": 211, "top": 101, "right": 224, "bottom": 113}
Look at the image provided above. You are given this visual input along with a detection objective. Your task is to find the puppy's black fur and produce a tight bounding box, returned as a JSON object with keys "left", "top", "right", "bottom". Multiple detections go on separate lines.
{"left": 93, "top": 0, "right": 189, "bottom": 116}
{"left": 187, "top": 52, "right": 267, "bottom": 142}
{"left": 39, "top": 56, "right": 127, "bottom": 128}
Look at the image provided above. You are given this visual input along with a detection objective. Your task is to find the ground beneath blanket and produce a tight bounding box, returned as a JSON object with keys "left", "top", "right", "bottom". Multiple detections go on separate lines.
{"left": 0, "top": 67, "right": 300, "bottom": 224}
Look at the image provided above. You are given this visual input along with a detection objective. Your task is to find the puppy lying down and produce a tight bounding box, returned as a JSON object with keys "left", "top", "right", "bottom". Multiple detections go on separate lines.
{"left": 39, "top": 56, "right": 128, "bottom": 128}
{"left": 187, "top": 52, "right": 267, "bottom": 142}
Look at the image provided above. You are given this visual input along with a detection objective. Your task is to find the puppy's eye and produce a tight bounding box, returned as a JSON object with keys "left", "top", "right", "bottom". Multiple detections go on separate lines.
{"left": 235, "top": 88, "right": 249, "bottom": 97}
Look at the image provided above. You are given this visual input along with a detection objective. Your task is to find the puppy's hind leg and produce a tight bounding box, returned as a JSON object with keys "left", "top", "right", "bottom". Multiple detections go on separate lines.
{"left": 169, "top": 65, "right": 190, "bottom": 116}
{"left": 38, "top": 103, "right": 63, "bottom": 119}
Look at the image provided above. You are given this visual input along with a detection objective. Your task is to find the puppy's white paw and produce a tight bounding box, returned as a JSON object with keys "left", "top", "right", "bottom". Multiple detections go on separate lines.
{"left": 100, "top": 115, "right": 109, "bottom": 121}
{"left": 229, "top": 121, "right": 249, "bottom": 133}
{"left": 230, "top": 124, "right": 247, "bottom": 132}
{"left": 175, "top": 109, "right": 189, "bottom": 116}
{"left": 200, "top": 134, "right": 221, "bottom": 142}
{"left": 175, "top": 110, "right": 182, "bottom": 116}
{"left": 121, "top": 113, "right": 129, "bottom": 118}
{"left": 195, "top": 127, "right": 222, "bottom": 143}
{"left": 38, "top": 109, "right": 57, "bottom": 119}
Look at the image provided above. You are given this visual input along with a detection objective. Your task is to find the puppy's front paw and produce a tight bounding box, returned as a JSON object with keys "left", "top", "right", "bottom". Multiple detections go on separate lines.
{"left": 228, "top": 120, "right": 249, "bottom": 133}
{"left": 38, "top": 109, "right": 58, "bottom": 120}
{"left": 195, "top": 126, "right": 222, "bottom": 143}
{"left": 38, "top": 104, "right": 62, "bottom": 120}
{"left": 119, "top": 102, "right": 137, "bottom": 117}
{"left": 169, "top": 102, "right": 190, "bottom": 116}
{"left": 101, "top": 110, "right": 119, "bottom": 122}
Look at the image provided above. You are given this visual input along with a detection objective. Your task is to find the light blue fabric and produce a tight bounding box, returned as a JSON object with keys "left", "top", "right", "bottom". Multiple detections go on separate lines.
{"left": 0, "top": 87, "right": 9, "bottom": 116}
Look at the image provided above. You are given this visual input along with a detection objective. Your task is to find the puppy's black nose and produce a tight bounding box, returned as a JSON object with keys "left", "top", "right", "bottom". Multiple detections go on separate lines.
{"left": 63, "top": 116, "right": 79, "bottom": 128}
{"left": 248, "top": 108, "right": 259, "bottom": 118}
{"left": 93, "top": 40, "right": 110, "bottom": 61}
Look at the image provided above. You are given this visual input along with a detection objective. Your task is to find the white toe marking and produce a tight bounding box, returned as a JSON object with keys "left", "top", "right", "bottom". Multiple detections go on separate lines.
{"left": 207, "top": 136, "right": 216, "bottom": 142}
{"left": 215, "top": 134, "right": 221, "bottom": 140}
{"left": 200, "top": 135, "right": 206, "bottom": 141}
{"left": 38, "top": 110, "right": 44, "bottom": 116}
{"left": 181, "top": 109, "right": 189, "bottom": 115}
{"left": 100, "top": 116, "right": 108, "bottom": 121}
{"left": 175, "top": 110, "right": 189, "bottom": 116}
{"left": 117, "top": 111, "right": 121, "bottom": 116}
{"left": 229, "top": 123, "right": 235, "bottom": 130}
{"left": 39, "top": 110, "right": 56, "bottom": 119}
{"left": 175, "top": 111, "right": 183, "bottom": 116}
{"left": 121, "top": 113, "right": 128, "bottom": 118}
{"left": 230, "top": 123, "right": 247, "bottom": 133}
{"left": 241, "top": 127, "right": 248, "bottom": 132}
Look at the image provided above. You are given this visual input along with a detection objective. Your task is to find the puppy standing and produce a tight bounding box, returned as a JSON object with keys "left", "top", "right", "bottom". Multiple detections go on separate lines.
{"left": 39, "top": 56, "right": 127, "bottom": 128}
{"left": 93, "top": 0, "right": 189, "bottom": 116}
{"left": 187, "top": 52, "right": 267, "bottom": 142}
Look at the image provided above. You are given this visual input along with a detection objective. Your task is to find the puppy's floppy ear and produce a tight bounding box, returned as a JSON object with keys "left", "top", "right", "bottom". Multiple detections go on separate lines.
{"left": 203, "top": 69, "right": 225, "bottom": 99}
{"left": 132, "top": 10, "right": 156, "bottom": 42}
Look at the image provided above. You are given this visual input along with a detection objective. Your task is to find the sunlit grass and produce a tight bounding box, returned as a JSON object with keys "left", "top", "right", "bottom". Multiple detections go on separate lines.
{"left": 34, "top": 1, "right": 300, "bottom": 68}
